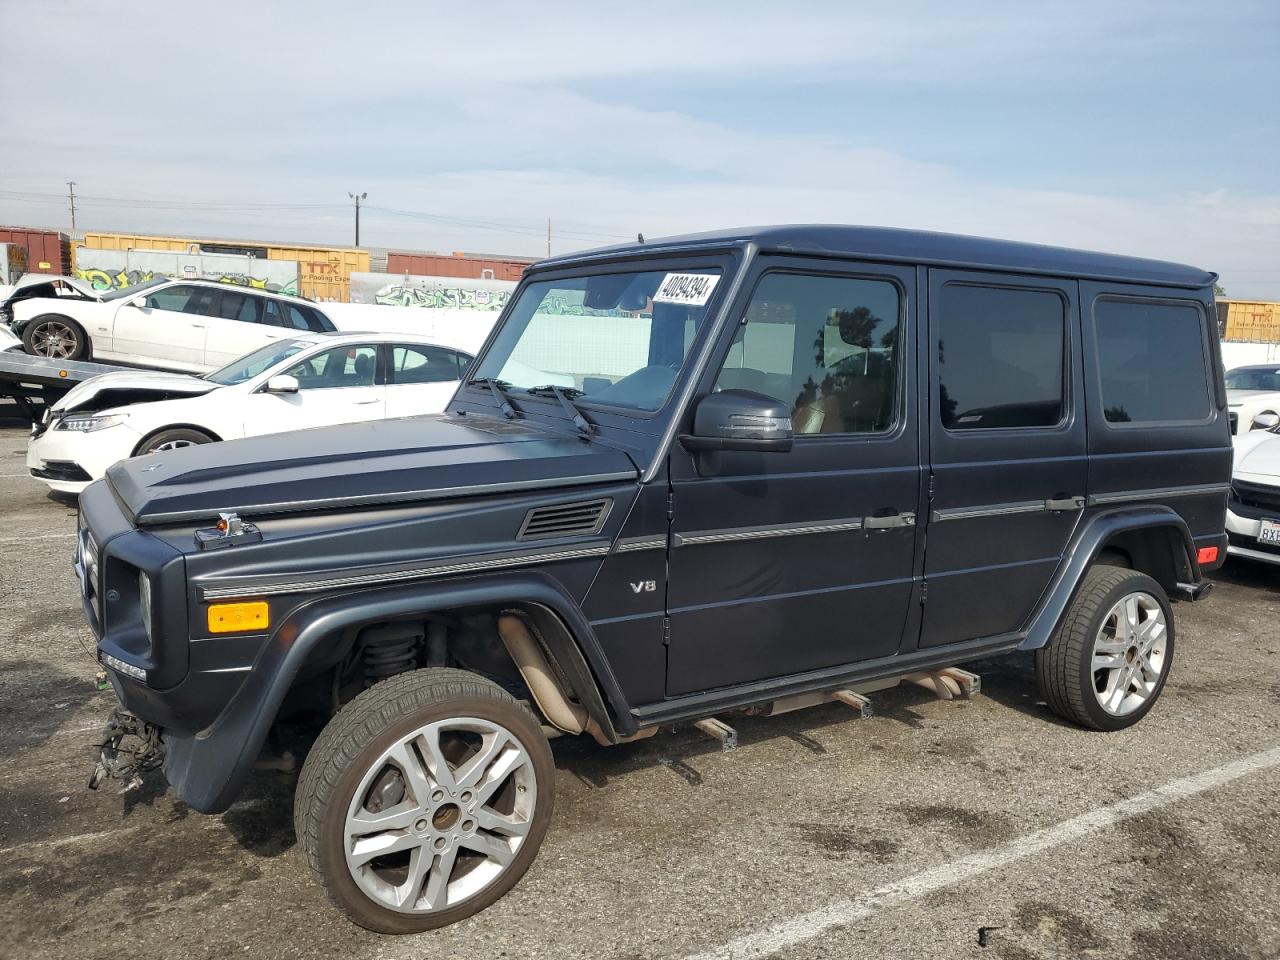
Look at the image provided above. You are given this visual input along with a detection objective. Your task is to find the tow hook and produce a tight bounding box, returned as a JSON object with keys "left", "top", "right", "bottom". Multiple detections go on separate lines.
{"left": 88, "top": 708, "right": 164, "bottom": 794}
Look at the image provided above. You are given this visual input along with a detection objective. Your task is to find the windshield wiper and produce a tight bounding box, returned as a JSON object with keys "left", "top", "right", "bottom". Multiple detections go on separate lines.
{"left": 525, "top": 385, "right": 594, "bottom": 438}
{"left": 467, "top": 377, "right": 520, "bottom": 420}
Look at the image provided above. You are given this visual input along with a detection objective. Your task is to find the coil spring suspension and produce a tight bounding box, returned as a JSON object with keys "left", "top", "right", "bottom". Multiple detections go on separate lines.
{"left": 362, "top": 630, "right": 421, "bottom": 686}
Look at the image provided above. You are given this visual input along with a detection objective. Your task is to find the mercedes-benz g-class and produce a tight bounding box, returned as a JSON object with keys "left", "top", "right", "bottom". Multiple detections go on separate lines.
{"left": 78, "top": 226, "right": 1231, "bottom": 932}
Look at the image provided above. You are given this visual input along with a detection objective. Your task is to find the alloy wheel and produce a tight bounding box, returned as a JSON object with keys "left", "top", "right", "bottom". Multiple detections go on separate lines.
{"left": 343, "top": 716, "right": 536, "bottom": 915}
{"left": 1090, "top": 591, "right": 1168, "bottom": 716}
{"left": 31, "top": 320, "right": 78, "bottom": 359}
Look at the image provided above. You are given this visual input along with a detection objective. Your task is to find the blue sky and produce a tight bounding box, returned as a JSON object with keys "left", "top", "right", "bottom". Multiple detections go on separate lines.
{"left": 1, "top": 1, "right": 1277, "bottom": 296}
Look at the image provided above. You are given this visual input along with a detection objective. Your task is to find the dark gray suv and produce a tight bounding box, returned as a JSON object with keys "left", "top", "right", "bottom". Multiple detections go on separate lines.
{"left": 78, "top": 226, "right": 1231, "bottom": 931}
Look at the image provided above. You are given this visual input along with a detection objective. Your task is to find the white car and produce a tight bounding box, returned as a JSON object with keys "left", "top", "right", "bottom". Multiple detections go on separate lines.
{"left": 27, "top": 332, "right": 474, "bottom": 494}
{"left": 1226, "top": 425, "right": 1280, "bottom": 565}
{"left": 4, "top": 275, "right": 336, "bottom": 372}
{"left": 1225, "top": 363, "right": 1280, "bottom": 436}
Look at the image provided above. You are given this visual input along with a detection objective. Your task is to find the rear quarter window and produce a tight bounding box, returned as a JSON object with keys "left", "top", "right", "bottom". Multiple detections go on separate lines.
{"left": 1093, "top": 298, "right": 1210, "bottom": 424}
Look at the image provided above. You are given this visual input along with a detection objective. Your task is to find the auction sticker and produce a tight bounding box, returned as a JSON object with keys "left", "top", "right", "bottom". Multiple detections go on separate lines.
{"left": 654, "top": 272, "right": 720, "bottom": 306}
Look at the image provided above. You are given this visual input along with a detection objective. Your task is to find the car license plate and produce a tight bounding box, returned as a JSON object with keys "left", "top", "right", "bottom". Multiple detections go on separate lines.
{"left": 1260, "top": 519, "right": 1280, "bottom": 546}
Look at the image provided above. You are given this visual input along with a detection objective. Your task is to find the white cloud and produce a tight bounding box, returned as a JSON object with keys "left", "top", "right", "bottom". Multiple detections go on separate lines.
{"left": 0, "top": 1, "right": 1275, "bottom": 296}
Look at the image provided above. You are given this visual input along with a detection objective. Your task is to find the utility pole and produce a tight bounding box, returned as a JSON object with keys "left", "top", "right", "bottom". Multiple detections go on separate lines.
{"left": 546, "top": 217, "right": 551, "bottom": 257}
{"left": 67, "top": 180, "right": 77, "bottom": 232}
{"left": 349, "top": 192, "right": 366, "bottom": 246}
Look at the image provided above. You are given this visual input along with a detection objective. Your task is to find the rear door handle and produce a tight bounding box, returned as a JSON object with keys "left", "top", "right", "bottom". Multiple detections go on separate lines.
{"left": 863, "top": 511, "right": 916, "bottom": 529}
{"left": 1044, "top": 496, "right": 1085, "bottom": 512}
{"left": 353, "top": 398, "right": 380, "bottom": 405}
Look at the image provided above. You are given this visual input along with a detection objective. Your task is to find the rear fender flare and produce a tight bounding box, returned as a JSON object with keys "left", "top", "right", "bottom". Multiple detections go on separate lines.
{"left": 167, "top": 572, "right": 632, "bottom": 813}
{"left": 1018, "top": 506, "right": 1198, "bottom": 651}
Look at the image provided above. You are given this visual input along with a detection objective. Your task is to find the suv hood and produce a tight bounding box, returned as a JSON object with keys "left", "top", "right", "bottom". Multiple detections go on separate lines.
{"left": 106, "top": 414, "right": 640, "bottom": 526}
{"left": 53, "top": 369, "right": 216, "bottom": 415}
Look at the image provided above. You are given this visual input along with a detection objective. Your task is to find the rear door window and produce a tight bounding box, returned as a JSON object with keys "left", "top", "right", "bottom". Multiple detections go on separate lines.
{"left": 390, "top": 344, "right": 466, "bottom": 384}
{"left": 1094, "top": 298, "right": 1210, "bottom": 423}
{"left": 218, "top": 290, "right": 263, "bottom": 324}
{"left": 936, "top": 284, "right": 1066, "bottom": 430}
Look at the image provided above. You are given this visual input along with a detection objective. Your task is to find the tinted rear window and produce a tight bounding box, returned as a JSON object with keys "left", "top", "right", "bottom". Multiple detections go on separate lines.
{"left": 1094, "top": 299, "right": 1209, "bottom": 423}
{"left": 937, "top": 284, "right": 1065, "bottom": 430}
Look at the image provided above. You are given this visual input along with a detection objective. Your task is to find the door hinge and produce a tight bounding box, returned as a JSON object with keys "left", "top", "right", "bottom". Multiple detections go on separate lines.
{"left": 927, "top": 473, "right": 935, "bottom": 499}
{"left": 920, "top": 580, "right": 928, "bottom": 604}
{"left": 661, "top": 616, "right": 671, "bottom": 645}
{"left": 666, "top": 491, "right": 675, "bottom": 521}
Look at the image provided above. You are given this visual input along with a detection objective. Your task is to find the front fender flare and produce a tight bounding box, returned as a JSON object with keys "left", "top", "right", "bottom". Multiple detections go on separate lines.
{"left": 164, "top": 571, "right": 633, "bottom": 813}
{"left": 1018, "top": 506, "right": 1199, "bottom": 651}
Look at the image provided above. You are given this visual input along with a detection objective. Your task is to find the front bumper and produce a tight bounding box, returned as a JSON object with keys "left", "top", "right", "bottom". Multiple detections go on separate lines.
{"left": 28, "top": 419, "right": 142, "bottom": 494}
{"left": 1226, "top": 505, "right": 1280, "bottom": 566}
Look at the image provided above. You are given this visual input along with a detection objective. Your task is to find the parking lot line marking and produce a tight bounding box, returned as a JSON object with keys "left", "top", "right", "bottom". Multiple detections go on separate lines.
{"left": 682, "top": 744, "right": 1280, "bottom": 960}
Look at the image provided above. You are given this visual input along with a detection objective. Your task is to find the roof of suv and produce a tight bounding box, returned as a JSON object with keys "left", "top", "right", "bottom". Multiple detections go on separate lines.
{"left": 537, "top": 224, "right": 1216, "bottom": 289}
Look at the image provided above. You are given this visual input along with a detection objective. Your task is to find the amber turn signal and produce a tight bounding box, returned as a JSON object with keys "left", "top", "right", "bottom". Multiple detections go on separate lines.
{"left": 207, "top": 601, "right": 269, "bottom": 634}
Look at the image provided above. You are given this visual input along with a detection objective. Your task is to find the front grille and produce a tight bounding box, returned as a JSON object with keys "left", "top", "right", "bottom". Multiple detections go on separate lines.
{"left": 517, "top": 498, "right": 612, "bottom": 540}
{"left": 1231, "top": 480, "right": 1280, "bottom": 514}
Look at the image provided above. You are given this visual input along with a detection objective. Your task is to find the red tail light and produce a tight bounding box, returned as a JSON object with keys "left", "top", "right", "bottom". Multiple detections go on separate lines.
{"left": 1196, "top": 545, "right": 1219, "bottom": 565}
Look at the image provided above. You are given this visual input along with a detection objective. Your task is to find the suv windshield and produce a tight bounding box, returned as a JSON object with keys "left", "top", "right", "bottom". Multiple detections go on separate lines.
{"left": 205, "top": 339, "right": 308, "bottom": 385}
{"left": 101, "top": 278, "right": 170, "bottom": 301}
{"left": 470, "top": 267, "right": 723, "bottom": 411}
{"left": 1225, "top": 368, "right": 1280, "bottom": 392}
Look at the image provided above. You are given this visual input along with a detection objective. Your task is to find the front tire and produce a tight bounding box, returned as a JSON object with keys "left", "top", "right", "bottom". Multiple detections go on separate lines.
{"left": 23, "top": 314, "right": 88, "bottom": 360}
{"left": 1035, "top": 564, "right": 1175, "bottom": 731}
{"left": 294, "top": 668, "right": 554, "bottom": 933}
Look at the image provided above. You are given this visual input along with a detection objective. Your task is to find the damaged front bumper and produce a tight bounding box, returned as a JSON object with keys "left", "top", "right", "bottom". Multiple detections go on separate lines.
{"left": 87, "top": 707, "right": 165, "bottom": 794}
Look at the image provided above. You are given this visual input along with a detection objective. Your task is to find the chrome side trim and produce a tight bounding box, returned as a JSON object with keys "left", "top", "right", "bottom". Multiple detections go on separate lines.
{"left": 613, "top": 535, "right": 667, "bottom": 554}
{"left": 199, "top": 543, "right": 612, "bottom": 601}
{"left": 931, "top": 500, "right": 1048, "bottom": 522}
{"left": 675, "top": 517, "right": 863, "bottom": 547}
{"left": 1088, "top": 483, "right": 1232, "bottom": 506}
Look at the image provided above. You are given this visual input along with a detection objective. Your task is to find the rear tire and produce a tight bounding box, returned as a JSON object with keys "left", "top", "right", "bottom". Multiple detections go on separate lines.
{"left": 23, "top": 314, "right": 88, "bottom": 360}
{"left": 294, "top": 668, "right": 555, "bottom": 933}
{"left": 1035, "top": 564, "right": 1174, "bottom": 731}
{"left": 135, "top": 427, "right": 214, "bottom": 455}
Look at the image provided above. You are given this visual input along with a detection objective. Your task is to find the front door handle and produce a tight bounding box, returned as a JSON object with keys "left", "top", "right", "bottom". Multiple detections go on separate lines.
{"left": 864, "top": 511, "right": 916, "bottom": 529}
{"left": 1044, "top": 496, "right": 1085, "bottom": 512}
{"left": 353, "top": 398, "right": 380, "bottom": 405}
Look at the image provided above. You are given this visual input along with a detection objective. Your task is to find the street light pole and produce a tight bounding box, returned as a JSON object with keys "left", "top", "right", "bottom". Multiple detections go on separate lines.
{"left": 349, "top": 192, "right": 367, "bottom": 246}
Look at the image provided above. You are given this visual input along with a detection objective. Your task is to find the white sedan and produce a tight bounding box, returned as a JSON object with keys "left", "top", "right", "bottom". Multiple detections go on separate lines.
{"left": 1226, "top": 425, "right": 1280, "bottom": 566}
{"left": 27, "top": 331, "right": 473, "bottom": 494}
{"left": 1226, "top": 363, "right": 1280, "bottom": 436}
{"left": 5, "top": 275, "right": 336, "bottom": 372}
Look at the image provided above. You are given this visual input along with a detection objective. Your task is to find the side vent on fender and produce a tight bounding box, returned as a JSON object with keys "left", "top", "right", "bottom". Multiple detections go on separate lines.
{"left": 517, "top": 498, "right": 612, "bottom": 541}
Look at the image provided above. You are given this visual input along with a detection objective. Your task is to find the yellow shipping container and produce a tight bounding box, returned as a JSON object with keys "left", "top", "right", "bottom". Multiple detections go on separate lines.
{"left": 1219, "top": 299, "right": 1280, "bottom": 344}
{"left": 268, "top": 246, "right": 369, "bottom": 302}
{"left": 80, "top": 232, "right": 368, "bottom": 302}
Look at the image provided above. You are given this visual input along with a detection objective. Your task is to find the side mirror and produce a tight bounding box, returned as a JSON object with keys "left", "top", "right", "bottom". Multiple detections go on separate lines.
{"left": 680, "top": 389, "right": 794, "bottom": 453}
{"left": 264, "top": 374, "right": 299, "bottom": 394}
{"left": 1251, "top": 411, "right": 1279, "bottom": 431}
{"left": 129, "top": 297, "right": 147, "bottom": 309}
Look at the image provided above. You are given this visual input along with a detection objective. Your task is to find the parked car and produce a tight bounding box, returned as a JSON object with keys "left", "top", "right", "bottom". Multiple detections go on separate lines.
{"left": 29, "top": 332, "right": 473, "bottom": 493}
{"left": 78, "top": 226, "right": 1229, "bottom": 933}
{"left": 1226, "top": 423, "right": 1280, "bottom": 564}
{"left": 1225, "top": 363, "right": 1280, "bottom": 435}
{"left": 4, "top": 275, "right": 335, "bottom": 370}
